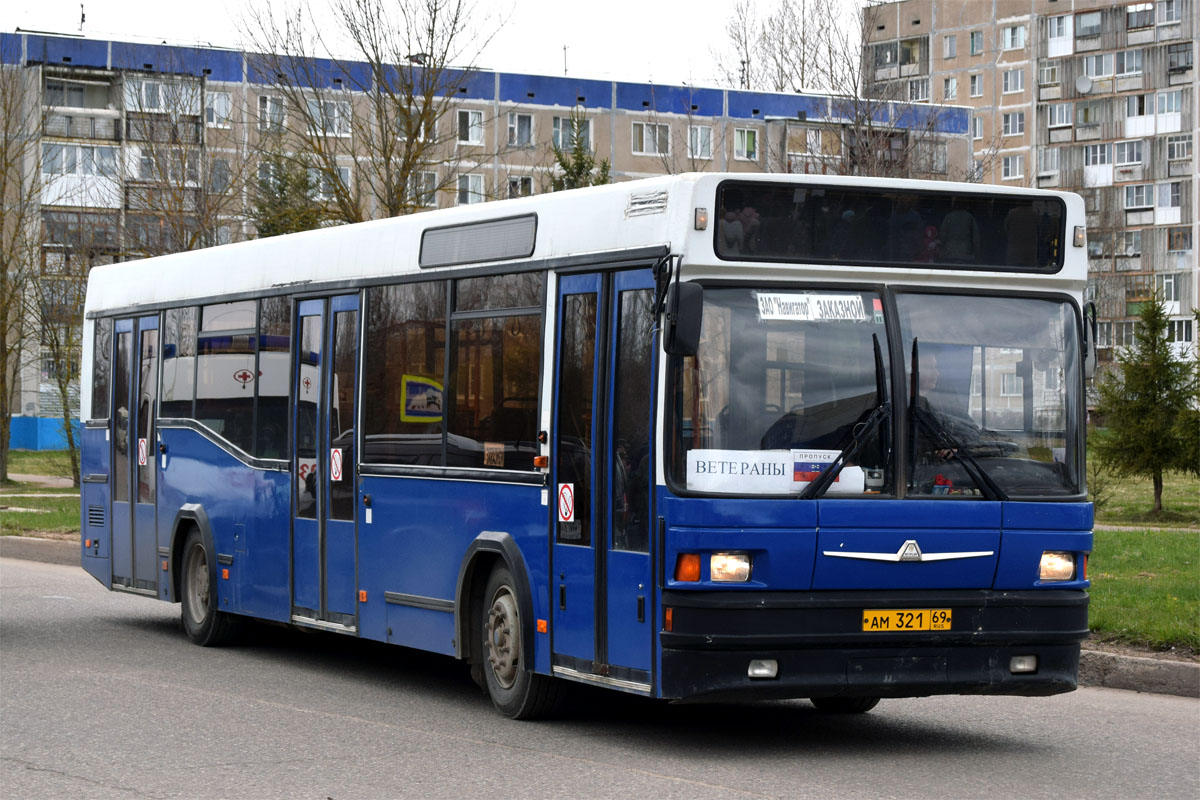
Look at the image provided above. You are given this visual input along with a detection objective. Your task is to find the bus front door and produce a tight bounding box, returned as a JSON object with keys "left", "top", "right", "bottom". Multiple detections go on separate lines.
{"left": 552, "top": 269, "right": 656, "bottom": 691}
{"left": 110, "top": 315, "right": 159, "bottom": 594}
{"left": 292, "top": 295, "right": 360, "bottom": 630}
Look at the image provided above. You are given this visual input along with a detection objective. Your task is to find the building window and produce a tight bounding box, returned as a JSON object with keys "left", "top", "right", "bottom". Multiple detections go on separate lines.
{"left": 307, "top": 166, "right": 350, "bottom": 202}
{"left": 969, "top": 30, "right": 983, "bottom": 55}
{"left": 208, "top": 158, "right": 230, "bottom": 193}
{"left": 45, "top": 81, "right": 86, "bottom": 107}
{"left": 631, "top": 122, "right": 670, "bottom": 155}
{"left": 1157, "top": 90, "right": 1182, "bottom": 114}
{"left": 970, "top": 159, "right": 984, "bottom": 181}
{"left": 507, "top": 112, "right": 533, "bottom": 147}
{"left": 1127, "top": 2, "right": 1154, "bottom": 30}
{"left": 1167, "top": 43, "right": 1193, "bottom": 71}
{"left": 1116, "top": 49, "right": 1144, "bottom": 76}
{"left": 873, "top": 42, "right": 899, "bottom": 68}
{"left": 1157, "top": 182, "right": 1181, "bottom": 209}
{"left": 1083, "top": 53, "right": 1113, "bottom": 78}
{"left": 1167, "top": 227, "right": 1192, "bottom": 252}
{"left": 972, "top": 116, "right": 983, "bottom": 140}
{"left": 1166, "top": 134, "right": 1192, "bottom": 160}
{"left": 205, "top": 92, "right": 231, "bottom": 128}
{"left": 395, "top": 107, "right": 429, "bottom": 141}
{"left": 908, "top": 78, "right": 929, "bottom": 102}
{"left": 943, "top": 35, "right": 956, "bottom": 59}
{"left": 41, "top": 143, "right": 117, "bottom": 177}
{"left": 1124, "top": 184, "right": 1152, "bottom": 209}
{"left": 1084, "top": 143, "right": 1112, "bottom": 166}
{"left": 1114, "top": 140, "right": 1143, "bottom": 165}
{"left": 688, "top": 125, "right": 712, "bottom": 159}
{"left": 1126, "top": 94, "right": 1151, "bottom": 117}
{"left": 1167, "top": 320, "right": 1193, "bottom": 345}
{"left": 1039, "top": 61, "right": 1060, "bottom": 86}
{"left": 1039, "top": 147, "right": 1060, "bottom": 174}
{"left": 257, "top": 95, "right": 285, "bottom": 131}
{"left": 1076, "top": 100, "right": 1104, "bottom": 125}
{"left": 1113, "top": 321, "right": 1137, "bottom": 348}
{"left": 507, "top": 175, "right": 533, "bottom": 198}
{"left": 969, "top": 74, "right": 982, "bottom": 97}
{"left": 1157, "top": 273, "right": 1180, "bottom": 301}
{"left": 943, "top": 77, "right": 957, "bottom": 100}
{"left": 408, "top": 171, "right": 437, "bottom": 207}
{"left": 1121, "top": 230, "right": 1143, "bottom": 256}
{"left": 1000, "top": 373, "right": 1023, "bottom": 396}
{"left": 1002, "top": 155, "right": 1024, "bottom": 179}
{"left": 457, "top": 110, "right": 483, "bottom": 145}
{"left": 734, "top": 128, "right": 758, "bottom": 161}
{"left": 1002, "top": 69, "right": 1024, "bottom": 93}
{"left": 1076, "top": 11, "right": 1102, "bottom": 37}
{"left": 1159, "top": 0, "right": 1182, "bottom": 24}
{"left": 1002, "top": 25, "right": 1025, "bottom": 50}
{"left": 552, "top": 116, "right": 592, "bottom": 151}
{"left": 306, "top": 99, "right": 351, "bottom": 137}
{"left": 1048, "top": 103, "right": 1072, "bottom": 128}
{"left": 1088, "top": 231, "right": 1111, "bottom": 257}
{"left": 1048, "top": 15, "right": 1068, "bottom": 39}
{"left": 456, "top": 173, "right": 483, "bottom": 205}
{"left": 1002, "top": 112, "right": 1025, "bottom": 136}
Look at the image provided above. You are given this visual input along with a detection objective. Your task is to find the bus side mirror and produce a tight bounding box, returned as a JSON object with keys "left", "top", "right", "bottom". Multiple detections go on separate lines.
{"left": 664, "top": 282, "right": 702, "bottom": 357}
{"left": 1082, "top": 302, "right": 1098, "bottom": 380}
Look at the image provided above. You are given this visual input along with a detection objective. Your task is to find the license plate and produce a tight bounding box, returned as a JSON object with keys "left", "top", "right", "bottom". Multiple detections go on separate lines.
{"left": 862, "top": 608, "right": 951, "bottom": 632}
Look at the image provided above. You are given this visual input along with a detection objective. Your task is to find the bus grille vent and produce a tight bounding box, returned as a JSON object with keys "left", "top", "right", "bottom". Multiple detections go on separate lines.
{"left": 87, "top": 506, "right": 105, "bottom": 527}
{"left": 626, "top": 190, "right": 669, "bottom": 218}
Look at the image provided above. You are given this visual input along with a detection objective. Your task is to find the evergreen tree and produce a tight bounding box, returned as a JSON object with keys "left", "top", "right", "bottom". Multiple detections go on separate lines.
{"left": 551, "top": 109, "right": 610, "bottom": 191}
{"left": 249, "top": 155, "right": 327, "bottom": 238}
{"left": 1093, "top": 296, "right": 1195, "bottom": 513}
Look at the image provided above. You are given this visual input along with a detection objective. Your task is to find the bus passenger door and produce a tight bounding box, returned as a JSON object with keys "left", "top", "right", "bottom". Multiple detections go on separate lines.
{"left": 110, "top": 314, "right": 159, "bottom": 594}
{"left": 292, "top": 295, "right": 360, "bottom": 630}
{"left": 552, "top": 269, "right": 655, "bottom": 687}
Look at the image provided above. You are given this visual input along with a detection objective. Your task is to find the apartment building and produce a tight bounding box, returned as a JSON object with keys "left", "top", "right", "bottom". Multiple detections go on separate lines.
{"left": 866, "top": 0, "right": 1198, "bottom": 369}
{"left": 2, "top": 31, "right": 969, "bottom": 447}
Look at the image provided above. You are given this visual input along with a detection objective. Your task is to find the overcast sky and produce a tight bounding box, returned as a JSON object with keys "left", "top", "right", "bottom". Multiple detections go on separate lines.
{"left": 0, "top": 0, "right": 769, "bottom": 88}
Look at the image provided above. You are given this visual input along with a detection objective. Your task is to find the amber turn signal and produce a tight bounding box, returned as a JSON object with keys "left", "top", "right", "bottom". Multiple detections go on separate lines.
{"left": 674, "top": 553, "right": 701, "bottom": 582}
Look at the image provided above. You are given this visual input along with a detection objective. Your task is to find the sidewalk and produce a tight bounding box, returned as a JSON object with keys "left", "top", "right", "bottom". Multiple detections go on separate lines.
{"left": 3, "top": 473, "right": 76, "bottom": 491}
{"left": 1, "top": 533, "right": 1195, "bottom": 699}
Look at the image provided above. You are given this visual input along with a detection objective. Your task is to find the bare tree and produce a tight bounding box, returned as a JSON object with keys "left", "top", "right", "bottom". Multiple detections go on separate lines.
{"left": 711, "top": 0, "right": 841, "bottom": 93}
{"left": 239, "top": 0, "right": 504, "bottom": 224}
{"left": 0, "top": 50, "right": 44, "bottom": 482}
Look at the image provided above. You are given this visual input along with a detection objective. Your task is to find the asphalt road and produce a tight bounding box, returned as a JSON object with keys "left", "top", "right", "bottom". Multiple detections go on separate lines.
{"left": 2, "top": 558, "right": 1198, "bottom": 800}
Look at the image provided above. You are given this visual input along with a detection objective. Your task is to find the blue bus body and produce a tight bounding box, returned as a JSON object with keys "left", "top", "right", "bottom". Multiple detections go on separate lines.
{"left": 81, "top": 174, "right": 1093, "bottom": 716}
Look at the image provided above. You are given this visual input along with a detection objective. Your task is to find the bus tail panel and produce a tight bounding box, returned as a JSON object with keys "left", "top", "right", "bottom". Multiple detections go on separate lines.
{"left": 80, "top": 424, "right": 111, "bottom": 587}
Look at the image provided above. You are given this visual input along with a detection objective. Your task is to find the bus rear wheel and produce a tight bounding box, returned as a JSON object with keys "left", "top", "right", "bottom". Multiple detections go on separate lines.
{"left": 180, "top": 528, "right": 237, "bottom": 646}
{"left": 481, "top": 564, "right": 562, "bottom": 719}
{"left": 809, "top": 696, "right": 880, "bottom": 714}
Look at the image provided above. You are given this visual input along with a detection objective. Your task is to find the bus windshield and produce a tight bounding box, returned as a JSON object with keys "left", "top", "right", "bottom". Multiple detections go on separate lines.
{"left": 668, "top": 288, "right": 1081, "bottom": 499}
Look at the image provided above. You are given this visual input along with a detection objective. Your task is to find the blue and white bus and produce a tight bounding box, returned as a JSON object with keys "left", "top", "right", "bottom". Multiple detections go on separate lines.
{"left": 81, "top": 173, "right": 1094, "bottom": 717}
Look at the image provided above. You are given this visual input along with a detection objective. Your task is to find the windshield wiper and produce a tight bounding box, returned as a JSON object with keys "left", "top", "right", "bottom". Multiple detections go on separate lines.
{"left": 908, "top": 339, "right": 1008, "bottom": 502}
{"left": 800, "top": 333, "right": 889, "bottom": 500}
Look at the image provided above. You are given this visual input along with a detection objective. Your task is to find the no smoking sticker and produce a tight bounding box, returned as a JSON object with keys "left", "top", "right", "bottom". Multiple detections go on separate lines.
{"left": 137, "top": 438, "right": 148, "bottom": 467}
{"left": 330, "top": 448, "right": 343, "bottom": 482}
{"left": 557, "top": 483, "right": 574, "bottom": 523}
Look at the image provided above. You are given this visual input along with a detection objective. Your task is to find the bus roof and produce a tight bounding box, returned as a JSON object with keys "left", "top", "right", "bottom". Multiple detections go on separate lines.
{"left": 84, "top": 173, "right": 1086, "bottom": 317}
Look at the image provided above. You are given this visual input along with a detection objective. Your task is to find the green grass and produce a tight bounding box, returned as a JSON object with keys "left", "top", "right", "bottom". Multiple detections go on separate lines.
{"left": 5, "top": 449, "right": 75, "bottom": 480}
{"left": 1088, "top": 527, "right": 1200, "bottom": 653}
{"left": 0, "top": 494, "right": 81, "bottom": 536}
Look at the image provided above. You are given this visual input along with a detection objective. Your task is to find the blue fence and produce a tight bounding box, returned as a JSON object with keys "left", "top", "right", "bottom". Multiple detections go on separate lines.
{"left": 9, "top": 417, "right": 80, "bottom": 451}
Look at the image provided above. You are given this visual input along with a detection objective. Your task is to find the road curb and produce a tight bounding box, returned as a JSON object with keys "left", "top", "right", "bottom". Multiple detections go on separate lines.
{"left": 4, "top": 535, "right": 1197, "bottom": 698}
{"left": 1079, "top": 649, "right": 1199, "bottom": 699}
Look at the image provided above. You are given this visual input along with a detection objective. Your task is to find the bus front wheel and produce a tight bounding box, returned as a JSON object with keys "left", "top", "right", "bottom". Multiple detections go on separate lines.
{"left": 481, "top": 564, "right": 561, "bottom": 719}
{"left": 180, "top": 528, "right": 237, "bottom": 646}
{"left": 810, "top": 696, "right": 880, "bottom": 714}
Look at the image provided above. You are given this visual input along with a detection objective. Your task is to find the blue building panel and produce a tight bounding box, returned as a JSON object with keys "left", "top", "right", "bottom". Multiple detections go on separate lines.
{"left": 614, "top": 82, "right": 723, "bottom": 117}
{"left": 21, "top": 35, "right": 109, "bottom": 69}
{"left": 894, "top": 102, "right": 969, "bottom": 135}
{"left": 727, "top": 90, "right": 831, "bottom": 122}
{"left": 498, "top": 73, "right": 612, "bottom": 109}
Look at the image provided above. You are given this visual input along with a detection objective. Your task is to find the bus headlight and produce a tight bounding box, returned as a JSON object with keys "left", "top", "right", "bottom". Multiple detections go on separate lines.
{"left": 710, "top": 553, "right": 751, "bottom": 582}
{"left": 1039, "top": 551, "right": 1076, "bottom": 581}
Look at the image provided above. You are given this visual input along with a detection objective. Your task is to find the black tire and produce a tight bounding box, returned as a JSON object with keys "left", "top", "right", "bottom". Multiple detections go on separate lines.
{"left": 481, "top": 564, "right": 562, "bottom": 719}
{"left": 809, "top": 696, "right": 880, "bottom": 714}
{"left": 180, "top": 528, "right": 238, "bottom": 646}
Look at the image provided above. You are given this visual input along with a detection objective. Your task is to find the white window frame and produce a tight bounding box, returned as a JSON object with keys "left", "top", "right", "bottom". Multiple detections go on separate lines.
{"left": 408, "top": 170, "right": 437, "bottom": 207}
{"left": 507, "top": 112, "right": 533, "bottom": 148}
{"left": 507, "top": 175, "right": 533, "bottom": 199}
{"left": 307, "top": 166, "right": 350, "bottom": 201}
{"left": 943, "top": 77, "right": 957, "bottom": 101}
{"left": 1083, "top": 53, "right": 1113, "bottom": 78}
{"left": 1002, "top": 25, "right": 1025, "bottom": 50}
{"left": 1124, "top": 183, "right": 1152, "bottom": 209}
{"left": 1000, "top": 373, "right": 1023, "bottom": 396}
{"left": 1076, "top": 11, "right": 1102, "bottom": 37}
{"left": 1084, "top": 143, "right": 1112, "bottom": 166}
{"left": 631, "top": 121, "right": 670, "bottom": 156}
{"left": 552, "top": 116, "right": 592, "bottom": 152}
{"left": 734, "top": 128, "right": 759, "bottom": 161}
{"left": 969, "top": 74, "right": 982, "bottom": 97}
{"left": 1040, "top": 61, "right": 1061, "bottom": 86}
{"left": 972, "top": 116, "right": 983, "bottom": 140}
{"left": 1127, "top": 2, "right": 1154, "bottom": 30}
{"left": 1159, "top": 0, "right": 1182, "bottom": 24}
{"left": 1157, "top": 273, "right": 1179, "bottom": 301}
{"left": 1157, "top": 90, "right": 1182, "bottom": 114}
{"left": 457, "top": 109, "right": 484, "bottom": 145}
{"left": 1002, "top": 155, "right": 1024, "bottom": 180}
{"left": 1002, "top": 112, "right": 1025, "bottom": 136}
{"left": 1167, "top": 319, "right": 1193, "bottom": 345}
{"left": 1126, "top": 94, "right": 1152, "bottom": 117}
{"left": 257, "top": 95, "right": 286, "bottom": 131}
{"left": 456, "top": 173, "right": 484, "bottom": 205}
{"left": 1048, "top": 15, "right": 1068, "bottom": 39}
{"left": 908, "top": 78, "right": 930, "bottom": 102}
{"left": 1121, "top": 229, "right": 1143, "bottom": 256}
{"left": 1048, "top": 103, "right": 1072, "bottom": 128}
{"left": 688, "top": 125, "right": 712, "bottom": 159}
{"left": 1116, "top": 49, "right": 1143, "bottom": 76}
{"left": 1166, "top": 134, "right": 1192, "bottom": 160}
{"left": 1039, "top": 147, "right": 1060, "bottom": 174}
{"left": 205, "top": 91, "right": 232, "bottom": 128}
{"left": 1114, "top": 140, "right": 1143, "bottom": 165}
{"left": 969, "top": 30, "right": 983, "bottom": 55}
{"left": 943, "top": 35, "right": 956, "bottom": 59}
{"left": 306, "top": 99, "right": 352, "bottom": 138}
{"left": 1002, "top": 69, "right": 1024, "bottom": 94}
{"left": 1157, "top": 182, "right": 1182, "bottom": 209}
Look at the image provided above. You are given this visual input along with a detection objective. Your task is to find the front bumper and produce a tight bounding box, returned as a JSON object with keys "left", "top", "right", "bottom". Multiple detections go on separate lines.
{"left": 660, "top": 589, "right": 1088, "bottom": 701}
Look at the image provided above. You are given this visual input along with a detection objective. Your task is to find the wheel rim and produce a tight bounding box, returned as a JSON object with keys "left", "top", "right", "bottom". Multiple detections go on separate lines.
{"left": 184, "top": 543, "right": 210, "bottom": 626}
{"left": 485, "top": 587, "right": 520, "bottom": 690}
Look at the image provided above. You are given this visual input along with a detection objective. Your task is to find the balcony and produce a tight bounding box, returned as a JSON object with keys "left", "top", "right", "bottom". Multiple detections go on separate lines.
{"left": 44, "top": 111, "right": 120, "bottom": 141}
